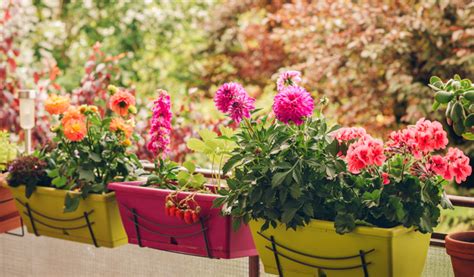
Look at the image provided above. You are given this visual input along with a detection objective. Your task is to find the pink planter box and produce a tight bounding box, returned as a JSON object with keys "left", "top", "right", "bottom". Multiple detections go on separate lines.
{"left": 108, "top": 181, "right": 257, "bottom": 259}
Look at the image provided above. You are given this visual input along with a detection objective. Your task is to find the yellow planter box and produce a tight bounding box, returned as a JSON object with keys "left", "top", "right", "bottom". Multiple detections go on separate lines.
{"left": 9, "top": 185, "right": 127, "bottom": 248}
{"left": 250, "top": 219, "right": 430, "bottom": 277}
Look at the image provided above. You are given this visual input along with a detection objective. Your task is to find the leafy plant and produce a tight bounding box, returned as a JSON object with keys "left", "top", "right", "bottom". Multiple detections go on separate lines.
{"left": 37, "top": 88, "right": 142, "bottom": 212}
{"left": 7, "top": 155, "right": 50, "bottom": 198}
{"left": 430, "top": 75, "right": 474, "bottom": 140}
{"left": 0, "top": 131, "right": 17, "bottom": 171}
{"left": 186, "top": 127, "right": 237, "bottom": 187}
{"left": 213, "top": 71, "right": 471, "bottom": 234}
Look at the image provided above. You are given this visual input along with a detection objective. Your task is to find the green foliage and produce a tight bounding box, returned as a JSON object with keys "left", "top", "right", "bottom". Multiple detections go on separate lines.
{"left": 41, "top": 110, "right": 142, "bottom": 212}
{"left": 215, "top": 115, "right": 345, "bottom": 231}
{"left": 7, "top": 155, "right": 50, "bottom": 198}
{"left": 144, "top": 159, "right": 206, "bottom": 191}
{"left": 430, "top": 75, "right": 474, "bottom": 139}
{"left": 0, "top": 131, "right": 17, "bottom": 171}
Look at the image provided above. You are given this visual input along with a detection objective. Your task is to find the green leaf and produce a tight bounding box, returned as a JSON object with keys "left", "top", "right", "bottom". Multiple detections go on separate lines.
{"left": 52, "top": 176, "right": 68, "bottom": 188}
{"left": 461, "top": 132, "right": 474, "bottom": 140}
{"left": 429, "top": 76, "right": 441, "bottom": 85}
{"left": 183, "top": 161, "right": 196, "bottom": 173}
{"left": 198, "top": 129, "right": 218, "bottom": 142}
{"left": 89, "top": 152, "right": 102, "bottom": 162}
{"left": 281, "top": 208, "right": 298, "bottom": 224}
{"left": 64, "top": 193, "right": 80, "bottom": 213}
{"left": 335, "top": 213, "right": 356, "bottom": 234}
{"left": 289, "top": 184, "right": 302, "bottom": 199}
{"left": 302, "top": 203, "right": 314, "bottom": 217}
{"left": 186, "top": 138, "right": 207, "bottom": 152}
{"left": 272, "top": 170, "right": 291, "bottom": 188}
{"left": 78, "top": 167, "right": 95, "bottom": 182}
{"left": 222, "top": 154, "right": 242, "bottom": 175}
{"left": 47, "top": 168, "right": 59, "bottom": 178}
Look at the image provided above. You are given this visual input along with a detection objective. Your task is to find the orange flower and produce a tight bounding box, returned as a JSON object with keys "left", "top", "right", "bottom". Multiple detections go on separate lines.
{"left": 110, "top": 117, "right": 133, "bottom": 138}
{"left": 63, "top": 119, "right": 87, "bottom": 142}
{"left": 108, "top": 89, "right": 135, "bottom": 117}
{"left": 61, "top": 106, "right": 86, "bottom": 126}
{"left": 45, "top": 94, "right": 70, "bottom": 115}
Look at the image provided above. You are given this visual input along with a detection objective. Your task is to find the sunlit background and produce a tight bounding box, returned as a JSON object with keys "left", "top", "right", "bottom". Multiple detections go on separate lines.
{"left": 0, "top": 0, "right": 473, "bottom": 233}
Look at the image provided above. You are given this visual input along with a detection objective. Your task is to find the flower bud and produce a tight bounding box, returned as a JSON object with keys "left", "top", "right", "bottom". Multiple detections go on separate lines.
{"left": 128, "top": 105, "right": 137, "bottom": 114}
{"left": 122, "top": 138, "right": 132, "bottom": 147}
{"left": 108, "top": 85, "right": 118, "bottom": 95}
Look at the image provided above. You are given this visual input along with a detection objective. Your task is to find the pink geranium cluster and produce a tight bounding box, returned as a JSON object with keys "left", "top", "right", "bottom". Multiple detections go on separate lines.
{"left": 387, "top": 118, "right": 448, "bottom": 159}
{"left": 331, "top": 127, "right": 367, "bottom": 144}
{"left": 147, "top": 90, "right": 173, "bottom": 157}
{"left": 273, "top": 71, "right": 314, "bottom": 126}
{"left": 346, "top": 135, "right": 386, "bottom": 174}
{"left": 214, "top": 82, "right": 255, "bottom": 123}
{"left": 427, "top": 148, "right": 472, "bottom": 184}
{"left": 339, "top": 120, "right": 471, "bottom": 185}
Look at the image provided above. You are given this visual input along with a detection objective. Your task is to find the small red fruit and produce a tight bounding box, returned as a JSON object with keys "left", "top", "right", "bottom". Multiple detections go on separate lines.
{"left": 192, "top": 211, "right": 200, "bottom": 223}
{"left": 175, "top": 209, "right": 184, "bottom": 220}
{"left": 184, "top": 210, "right": 193, "bottom": 224}
{"left": 169, "top": 206, "right": 177, "bottom": 217}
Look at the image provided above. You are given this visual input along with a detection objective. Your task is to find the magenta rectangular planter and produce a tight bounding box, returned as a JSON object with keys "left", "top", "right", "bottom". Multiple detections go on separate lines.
{"left": 108, "top": 181, "right": 257, "bottom": 259}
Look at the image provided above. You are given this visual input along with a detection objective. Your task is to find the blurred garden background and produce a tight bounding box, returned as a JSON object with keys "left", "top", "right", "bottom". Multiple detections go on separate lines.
{"left": 0, "top": 0, "right": 473, "bottom": 232}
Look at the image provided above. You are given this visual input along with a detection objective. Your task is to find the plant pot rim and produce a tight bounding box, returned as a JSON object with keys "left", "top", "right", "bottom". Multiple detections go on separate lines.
{"left": 253, "top": 218, "right": 421, "bottom": 238}
{"left": 446, "top": 231, "right": 474, "bottom": 256}
{"left": 9, "top": 185, "right": 116, "bottom": 202}
{"left": 108, "top": 180, "right": 220, "bottom": 200}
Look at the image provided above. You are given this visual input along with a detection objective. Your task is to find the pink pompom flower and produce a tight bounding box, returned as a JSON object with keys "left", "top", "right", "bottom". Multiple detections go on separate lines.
{"left": 228, "top": 93, "right": 256, "bottom": 123}
{"left": 427, "top": 155, "right": 448, "bottom": 176}
{"left": 147, "top": 89, "right": 173, "bottom": 157}
{"left": 214, "top": 82, "right": 255, "bottom": 123}
{"left": 277, "top": 71, "right": 302, "bottom": 92}
{"left": 273, "top": 85, "right": 314, "bottom": 125}
{"left": 214, "top": 82, "right": 246, "bottom": 113}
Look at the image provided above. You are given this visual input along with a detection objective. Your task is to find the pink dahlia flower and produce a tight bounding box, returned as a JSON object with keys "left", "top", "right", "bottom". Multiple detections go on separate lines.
{"left": 273, "top": 85, "right": 314, "bottom": 125}
{"left": 214, "top": 82, "right": 255, "bottom": 123}
{"left": 214, "top": 82, "right": 246, "bottom": 113}
{"left": 228, "top": 93, "right": 256, "bottom": 123}
{"left": 277, "top": 71, "right": 302, "bottom": 92}
{"left": 147, "top": 89, "right": 172, "bottom": 157}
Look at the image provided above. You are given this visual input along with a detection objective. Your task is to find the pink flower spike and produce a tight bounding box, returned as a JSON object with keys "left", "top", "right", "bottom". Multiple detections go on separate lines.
{"left": 147, "top": 89, "right": 173, "bottom": 157}
{"left": 277, "top": 71, "right": 302, "bottom": 92}
{"left": 273, "top": 85, "right": 314, "bottom": 125}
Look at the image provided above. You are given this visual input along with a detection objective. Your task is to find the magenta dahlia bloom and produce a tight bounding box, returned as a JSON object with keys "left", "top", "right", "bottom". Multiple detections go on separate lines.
{"left": 214, "top": 82, "right": 255, "bottom": 123}
{"left": 228, "top": 93, "right": 256, "bottom": 123}
{"left": 277, "top": 70, "right": 302, "bottom": 92}
{"left": 214, "top": 82, "right": 246, "bottom": 113}
{"left": 273, "top": 85, "right": 314, "bottom": 125}
{"left": 147, "top": 89, "right": 172, "bottom": 157}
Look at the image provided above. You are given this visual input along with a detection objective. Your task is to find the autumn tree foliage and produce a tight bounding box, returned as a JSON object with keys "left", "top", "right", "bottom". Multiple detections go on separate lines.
{"left": 204, "top": 0, "right": 474, "bottom": 135}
